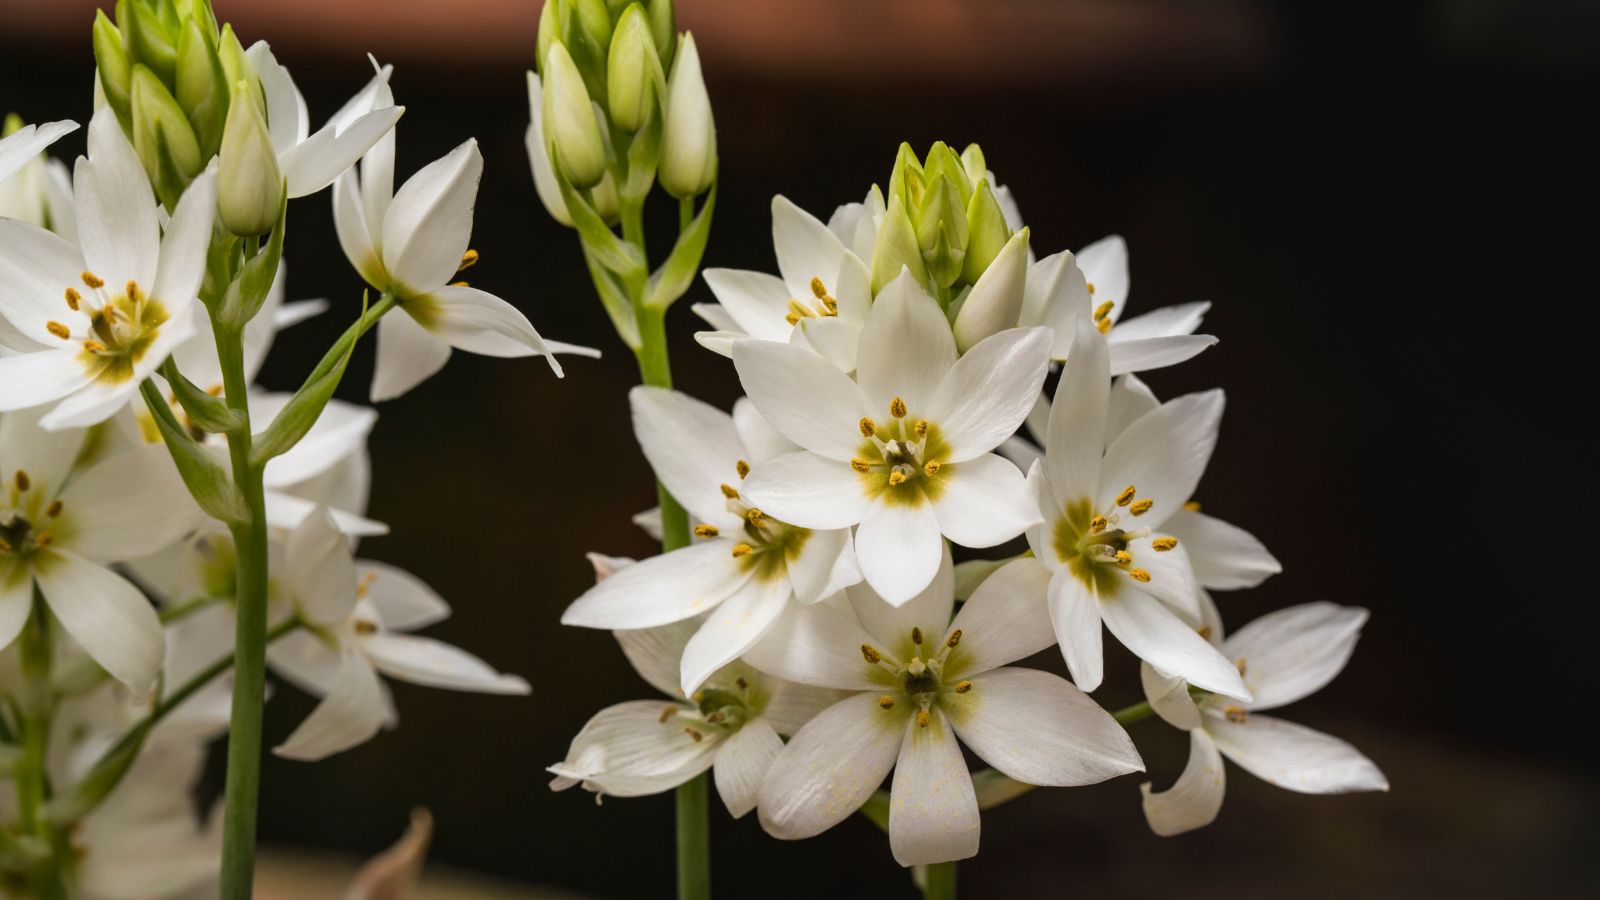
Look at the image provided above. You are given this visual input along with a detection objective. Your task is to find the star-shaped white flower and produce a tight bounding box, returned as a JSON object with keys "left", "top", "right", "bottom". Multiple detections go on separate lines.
{"left": 269, "top": 510, "right": 529, "bottom": 761}
{"left": 732, "top": 271, "right": 1051, "bottom": 605}
{"left": 0, "top": 108, "right": 215, "bottom": 429}
{"left": 561, "top": 388, "right": 860, "bottom": 693}
{"left": 1139, "top": 600, "right": 1389, "bottom": 835}
{"left": 750, "top": 552, "right": 1143, "bottom": 866}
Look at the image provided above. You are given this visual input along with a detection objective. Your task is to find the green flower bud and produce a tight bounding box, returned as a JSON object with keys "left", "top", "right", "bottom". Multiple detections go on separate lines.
{"left": 537, "top": 0, "right": 561, "bottom": 71}
{"left": 123, "top": 0, "right": 178, "bottom": 86}
{"left": 952, "top": 227, "right": 1029, "bottom": 352}
{"left": 574, "top": 0, "right": 615, "bottom": 53}
{"left": 216, "top": 25, "right": 262, "bottom": 116}
{"left": 962, "top": 179, "right": 1010, "bottom": 284}
{"left": 887, "top": 141, "right": 922, "bottom": 212}
{"left": 130, "top": 65, "right": 202, "bottom": 207}
{"left": 960, "top": 143, "right": 987, "bottom": 186}
{"left": 871, "top": 194, "right": 931, "bottom": 296}
{"left": 915, "top": 173, "right": 968, "bottom": 254}
{"left": 923, "top": 141, "right": 971, "bottom": 207}
{"left": 543, "top": 42, "right": 609, "bottom": 189}
{"left": 607, "top": 4, "right": 657, "bottom": 132}
{"left": 175, "top": 17, "right": 228, "bottom": 158}
{"left": 646, "top": 0, "right": 677, "bottom": 69}
{"left": 216, "top": 81, "right": 282, "bottom": 236}
{"left": 659, "top": 32, "right": 716, "bottom": 198}
{"left": 93, "top": 11, "right": 134, "bottom": 126}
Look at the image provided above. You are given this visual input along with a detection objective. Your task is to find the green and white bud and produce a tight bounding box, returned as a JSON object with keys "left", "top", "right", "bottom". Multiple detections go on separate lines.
{"left": 952, "top": 227, "right": 1029, "bottom": 351}
{"left": 92, "top": 10, "right": 134, "bottom": 125}
{"left": 130, "top": 65, "right": 203, "bottom": 206}
{"left": 871, "top": 194, "right": 932, "bottom": 296}
{"left": 536, "top": 0, "right": 561, "bottom": 71}
{"left": 174, "top": 17, "right": 229, "bottom": 158}
{"left": 960, "top": 143, "right": 987, "bottom": 187}
{"left": 962, "top": 179, "right": 1010, "bottom": 284}
{"left": 659, "top": 32, "right": 715, "bottom": 199}
{"left": 122, "top": 0, "right": 178, "bottom": 85}
{"left": 542, "top": 42, "right": 609, "bottom": 189}
{"left": 216, "top": 25, "right": 263, "bottom": 116}
{"left": 607, "top": 4, "right": 657, "bottom": 132}
{"left": 646, "top": 0, "right": 677, "bottom": 69}
{"left": 216, "top": 81, "right": 282, "bottom": 236}
{"left": 916, "top": 173, "right": 968, "bottom": 288}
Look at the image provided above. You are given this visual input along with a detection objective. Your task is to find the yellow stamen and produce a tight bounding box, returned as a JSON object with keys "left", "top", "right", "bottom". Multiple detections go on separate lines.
{"left": 911, "top": 627, "right": 923, "bottom": 645}
{"left": 913, "top": 419, "right": 928, "bottom": 436}
{"left": 659, "top": 706, "right": 678, "bottom": 723}
{"left": 14, "top": 471, "right": 30, "bottom": 492}
{"left": 1130, "top": 499, "right": 1153, "bottom": 516}
{"left": 1196, "top": 626, "right": 1213, "bottom": 639}
{"left": 747, "top": 508, "right": 766, "bottom": 526}
{"left": 859, "top": 416, "right": 878, "bottom": 437}
{"left": 1184, "top": 500, "right": 1202, "bottom": 512}
{"left": 353, "top": 619, "right": 378, "bottom": 635}
{"left": 735, "top": 460, "right": 751, "bottom": 478}
{"left": 1224, "top": 706, "right": 1247, "bottom": 724}
{"left": 785, "top": 312, "right": 801, "bottom": 326}
{"left": 1236, "top": 658, "right": 1248, "bottom": 676}
{"left": 888, "top": 470, "right": 908, "bottom": 486}
{"left": 693, "top": 524, "right": 720, "bottom": 538}
{"left": 0, "top": 537, "right": 11, "bottom": 553}
{"left": 945, "top": 629, "right": 962, "bottom": 648}
{"left": 46, "top": 500, "right": 62, "bottom": 518}
{"left": 810, "top": 276, "right": 828, "bottom": 299}
{"left": 861, "top": 644, "right": 882, "bottom": 664}
{"left": 954, "top": 680, "right": 972, "bottom": 694}
{"left": 684, "top": 727, "right": 703, "bottom": 742}
{"left": 83, "top": 340, "right": 107, "bottom": 354}
{"left": 206, "top": 384, "right": 223, "bottom": 397}
{"left": 1093, "top": 300, "right": 1115, "bottom": 321}
{"left": 458, "top": 248, "right": 480, "bottom": 271}
{"left": 705, "top": 711, "right": 726, "bottom": 723}
{"left": 879, "top": 695, "right": 896, "bottom": 710}
{"left": 1113, "top": 550, "right": 1132, "bottom": 564}
{"left": 46, "top": 321, "right": 70, "bottom": 339}
{"left": 916, "top": 710, "right": 931, "bottom": 728}
{"left": 1152, "top": 537, "right": 1178, "bottom": 551}
{"left": 34, "top": 533, "right": 51, "bottom": 547}
{"left": 786, "top": 298, "right": 817, "bottom": 321}
{"left": 851, "top": 457, "right": 872, "bottom": 472}
{"left": 923, "top": 460, "right": 941, "bottom": 476}
{"left": 720, "top": 483, "right": 740, "bottom": 499}
{"left": 889, "top": 397, "right": 907, "bottom": 418}
{"left": 1086, "top": 282, "right": 1096, "bottom": 295}
{"left": 820, "top": 295, "right": 838, "bottom": 315}
{"left": 731, "top": 543, "right": 754, "bottom": 558}
{"left": 1097, "top": 316, "right": 1112, "bottom": 335}
{"left": 64, "top": 287, "right": 81, "bottom": 311}
{"left": 81, "top": 271, "right": 103, "bottom": 288}
{"left": 449, "top": 280, "right": 470, "bottom": 288}
{"left": 1089, "top": 514, "right": 1107, "bottom": 534}
{"left": 1128, "top": 568, "right": 1151, "bottom": 582}
{"left": 735, "top": 676, "right": 748, "bottom": 690}
{"left": 1115, "top": 485, "right": 1137, "bottom": 507}
{"left": 125, "top": 280, "right": 140, "bottom": 302}
{"left": 357, "top": 571, "right": 378, "bottom": 598}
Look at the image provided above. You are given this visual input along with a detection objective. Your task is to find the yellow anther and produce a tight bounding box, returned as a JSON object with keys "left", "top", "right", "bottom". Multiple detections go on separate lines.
{"left": 693, "top": 524, "right": 720, "bottom": 538}
{"left": 125, "top": 280, "right": 140, "bottom": 302}
{"left": 913, "top": 419, "right": 928, "bottom": 436}
{"left": 861, "top": 644, "right": 882, "bottom": 664}
{"left": 46, "top": 320, "right": 70, "bottom": 339}
{"left": 954, "top": 681, "right": 973, "bottom": 694}
{"left": 747, "top": 508, "right": 766, "bottom": 526}
{"left": 1086, "top": 282, "right": 1097, "bottom": 295}
{"left": 64, "top": 287, "right": 81, "bottom": 310}
{"left": 705, "top": 711, "right": 726, "bottom": 723}
{"left": 659, "top": 706, "right": 678, "bottom": 723}
{"left": 684, "top": 727, "right": 704, "bottom": 742}
{"left": 786, "top": 298, "right": 817, "bottom": 321}
{"left": 731, "top": 543, "right": 754, "bottom": 558}
{"left": 1089, "top": 514, "right": 1108, "bottom": 534}
{"left": 785, "top": 312, "right": 801, "bottom": 326}
{"left": 83, "top": 340, "right": 107, "bottom": 354}
{"left": 1093, "top": 300, "right": 1115, "bottom": 321}
{"left": 353, "top": 619, "right": 379, "bottom": 635}
{"left": 720, "top": 483, "right": 740, "bottom": 499}
{"left": 1097, "top": 316, "right": 1112, "bottom": 335}
{"left": 888, "top": 470, "right": 908, "bottom": 486}
{"left": 1128, "top": 568, "right": 1151, "bottom": 582}
{"left": 1115, "top": 485, "right": 1137, "bottom": 506}
{"left": 820, "top": 295, "right": 839, "bottom": 314}
{"left": 206, "top": 384, "right": 223, "bottom": 397}
{"left": 30, "top": 533, "right": 47, "bottom": 547}
{"left": 735, "top": 460, "right": 751, "bottom": 478}
{"left": 859, "top": 416, "right": 878, "bottom": 437}
{"left": 916, "top": 710, "right": 931, "bottom": 728}
{"left": 945, "top": 629, "right": 962, "bottom": 648}
{"left": 81, "top": 271, "right": 103, "bottom": 288}
{"left": 878, "top": 695, "right": 896, "bottom": 710}
{"left": 449, "top": 280, "right": 471, "bottom": 288}
{"left": 14, "top": 471, "right": 30, "bottom": 492}
{"left": 889, "top": 396, "right": 907, "bottom": 418}
{"left": 851, "top": 457, "right": 872, "bottom": 472}
{"left": 1235, "top": 658, "right": 1248, "bottom": 676}
{"left": 1184, "top": 500, "right": 1202, "bottom": 512}
{"left": 911, "top": 627, "right": 923, "bottom": 645}
{"left": 1196, "top": 626, "right": 1213, "bottom": 639}
{"left": 1130, "top": 499, "right": 1153, "bottom": 516}
{"left": 357, "top": 571, "right": 378, "bottom": 598}
{"left": 1113, "top": 550, "right": 1132, "bottom": 564}
{"left": 923, "top": 460, "right": 941, "bottom": 476}
{"left": 458, "top": 248, "right": 480, "bottom": 271}
{"left": 1223, "top": 706, "right": 1248, "bottom": 724}
{"left": 0, "top": 537, "right": 11, "bottom": 553}
{"left": 46, "top": 500, "right": 62, "bottom": 518}
{"left": 1152, "top": 537, "right": 1178, "bottom": 551}
{"left": 810, "top": 276, "right": 828, "bottom": 299}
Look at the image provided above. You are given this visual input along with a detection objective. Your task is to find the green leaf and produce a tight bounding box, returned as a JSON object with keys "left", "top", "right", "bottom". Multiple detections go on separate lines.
{"left": 162, "top": 358, "right": 241, "bottom": 434}
{"left": 139, "top": 380, "right": 248, "bottom": 524}
{"left": 554, "top": 154, "right": 646, "bottom": 277}
{"left": 249, "top": 295, "right": 363, "bottom": 467}
{"left": 645, "top": 174, "right": 717, "bottom": 310}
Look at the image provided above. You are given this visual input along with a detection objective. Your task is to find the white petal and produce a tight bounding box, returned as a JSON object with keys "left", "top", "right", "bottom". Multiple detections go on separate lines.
{"left": 996, "top": 435, "right": 1043, "bottom": 474}
{"left": 1106, "top": 373, "right": 1161, "bottom": 443}
{"left": 0, "top": 404, "right": 87, "bottom": 500}
{"left": 381, "top": 140, "right": 481, "bottom": 295}
{"left": 1141, "top": 661, "right": 1202, "bottom": 731}
{"left": 931, "top": 452, "right": 1038, "bottom": 548}
{"left": 855, "top": 271, "right": 955, "bottom": 415}
{"left": 1165, "top": 508, "right": 1281, "bottom": 590}
{"left": 1107, "top": 334, "right": 1217, "bottom": 376}
{"left": 0, "top": 559, "right": 35, "bottom": 651}
{"left": 631, "top": 386, "right": 746, "bottom": 529}
{"left": 76, "top": 108, "right": 157, "bottom": 289}
{"left": 758, "top": 692, "right": 905, "bottom": 840}
{"left": 944, "top": 667, "right": 1142, "bottom": 786}
{"left": 951, "top": 230, "right": 1029, "bottom": 352}
{"left": 615, "top": 617, "right": 701, "bottom": 697}
{"left": 1075, "top": 235, "right": 1128, "bottom": 318}
{"left": 690, "top": 301, "right": 739, "bottom": 333}
{"left": 847, "top": 544, "right": 956, "bottom": 654}
{"left": 0, "top": 217, "right": 90, "bottom": 342}
{"left": 714, "top": 717, "right": 783, "bottom": 818}
{"left": 1111, "top": 301, "right": 1210, "bottom": 341}
{"left": 413, "top": 285, "right": 558, "bottom": 373}
{"left": 1098, "top": 389, "right": 1224, "bottom": 528}
{"left": 943, "top": 559, "right": 1054, "bottom": 677}
{"left": 1206, "top": 711, "right": 1388, "bottom": 794}
{"left": 733, "top": 340, "right": 873, "bottom": 461}
{"left": 679, "top": 575, "right": 791, "bottom": 695}
{"left": 36, "top": 367, "right": 143, "bottom": 431}
{"left": 263, "top": 489, "right": 389, "bottom": 537}
{"left": 1047, "top": 572, "right": 1104, "bottom": 692}
{"left": 1100, "top": 588, "right": 1248, "bottom": 698}
{"left": 561, "top": 540, "right": 750, "bottom": 630}
{"left": 744, "top": 600, "right": 885, "bottom": 691}
{"left": 282, "top": 106, "right": 404, "bottom": 199}
{"left": 358, "top": 560, "right": 448, "bottom": 631}
{"left": 1045, "top": 315, "right": 1110, "bottom": 504}
{"left": 151, "top": 170, "right": 216, "bottom": 310}
{"left": 855, "top": 498, "right": 944, "bottom": 607}
{"left": 0, "top": 349, "right": 97, "bottom": 413}
{"left": 762, "top": 683, "right": 848, "bottom": 736}
{"left": 889, "top": 707, "right": 979, "bottom": 867}
{"left": 771, "top": 195, "right": 849, "bottom": 303}
{"left": 927, "top": 327, "right": 1050, "bottom": 461}
{"left": 791, "top": 315, "right": 861, "bottom": 373}
{"left": 739, "top": 451, "right": 871, "bottom": 530}
{"left": 34, "top": 549, "right": 162, "bottom": 693}
{"left": 731, "top": 396, "right": 800, "bottom": 463}
{"left": 248, "top": 41, "right": 310, "bottom": 152}
{"left": 0, "top": 120, "right": 76, "bottom": 182}
{"left": 334, "top": 170, "right": 385, "bottom": 288}
{"left": 1140, "top": 728, "right": 1225, "bottom": 836}
{"left": 54, "top": 444, "right": 199, "bottom": 561}
{"left": 1124, "top": 536, "right": 1201, "bottom": 621}
{"left": 370, "top": 308, "right": 451, "bottom": 402}
{"left": 274, "top": 648, "right": 387, "bottom": 761}
{"left": 786, "top": 526, "right": 854, "bottom": 604}
{"left": 701, "top": 269, "right": 793, "bottom": 341}
{"left": 1223, "top": 603, "right": 1368, "bottom": 711}
{"left": 285, "top": 507, "right": 358, "bottom": 627}
{"left": 363, "top": 631, "right": 529, "bottom": 694}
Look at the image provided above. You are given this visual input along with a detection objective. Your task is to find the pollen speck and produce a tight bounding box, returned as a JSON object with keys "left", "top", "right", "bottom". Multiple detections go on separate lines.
{"left": 1089, "top": 514, "right": 1108, "bottom": 534}
{"left": 659, "top": 706, "right": 678, "bottom": 723}
{"left": 84, "top": 340, "right": 107, "bottom": 354}
{"left": 888, "top": 470, "right": 908, "bottom": 486}
{"left": 14, "top": 471, "right": 30, "bottom": 492}
{"left": 684, "top": 727, "right": 703, "bottom": 742}
{"left": 913, "top": 419, "right": 928, "bottom": 436}
{"left": 911, "top": 627, "right": 923, "bottom": 645}
{"left": 851, "top": 457, "right": 872, "bottom": 472}
{"left": 81, "top": 271, "right": 104, "bottom": 289}
{"left": 735, "top": 460, "right": 750, "bottom": 478}
{"left": 64, "top": 287, "right": 81, "bottom": 310}
{"left": 923, "top": 460, "right": 941, "bottom": 476}
{"left": 954, "top": 681, "right": 972, "bottom": 694}
{"left": 860, "top": 644, "right": 882, "bottom": 664}
{"left": 731, "top": 543, "right": 754, "bottom": 558}
{"left": 46, "top": 500, "right": 63, "bottom": 518}
{"left": 720, "top": 483, "right": 740, "bottom": 499}
{"left": 810, "top": 276, "right": 828, "bottom": 299}
{"left": 945, "top": 629, "right": 962, "bottom": 648}
{"left": 916, "top": 710, "right": 930, "bottom": 728}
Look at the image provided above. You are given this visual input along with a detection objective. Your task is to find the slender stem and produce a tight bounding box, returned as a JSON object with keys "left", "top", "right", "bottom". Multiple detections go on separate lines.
{"left": 674, "top": 768, "right": 712, "bottom": 900}
{"left": 1114, "top": 700, "right": 1153, "bottom": 726}
{"left": 16, "top": 591, "right": 67, "bottom": 899}
{"left": 922, "top": 861, "right": 957, "bottom": 900}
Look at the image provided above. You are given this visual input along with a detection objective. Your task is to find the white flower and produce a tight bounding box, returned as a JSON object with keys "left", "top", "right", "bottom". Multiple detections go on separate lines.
{"left": 0, "top": 120, "right": 76, "bottom": 238}
{"left": 694, "top": 195, "right": 873, "bottom": 371}
{"left": 0, "top": 119, "right": 75, "bottom": 184}
{"left": 333, "top": 107, "right": 592, "bottom": 401}
{"left": 732, "top": 272, "right": 1051, "bottom": 604}
{"left": 0, "top": 108, "right": 215, "bottom": 429}
{"left": 552, "top": 557, "right": 840, "bottom": 817}
{"left": 245, "top": 43, "right": 404, "bottom": 199}
{"left": 524, "top": 71, "right": 619, "bottom": 228}
{"left": 561, "top": 388, "right": 859, "bottom": 693}
{"left": 750, "top": 553, "right": 1143, "bottom": 866}
{"left": 1139, "top": 601, "right": 1389, "bottom": 836}
{"left": 0, "top": 408, "right": 199, "bottom": 693}
{"left": 269, "top": 510, "right": 529, "bottom": 761}
{"left": 1021, "top": 235, "right": 1217, "bottom": 376}
{"left": 1020, "top": 317, "right": 1249, "bottom": 697}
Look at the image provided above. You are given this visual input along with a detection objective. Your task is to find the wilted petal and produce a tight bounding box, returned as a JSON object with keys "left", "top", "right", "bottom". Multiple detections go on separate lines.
{"left": 1141, "top": 727, "right": 1225, "bottom": 836}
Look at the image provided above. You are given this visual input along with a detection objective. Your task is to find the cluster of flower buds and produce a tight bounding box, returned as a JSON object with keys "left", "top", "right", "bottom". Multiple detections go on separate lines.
{"left": 872, "top": 142, "right": 1019, "bottom": 302}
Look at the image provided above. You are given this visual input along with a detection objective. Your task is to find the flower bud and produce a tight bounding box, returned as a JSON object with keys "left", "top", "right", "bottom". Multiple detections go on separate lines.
{"left": 870, "top": 194, "right": 931, "bottom": 296}
{"left": 574, "top": 0, "right": 615, "bottom": 53}
{"left": 607, "top": 4, "right": 657, "bottom": 132}
{"left": 542, "top": 42, "right": 609, "bottom": 189}
{"left": 130, "top": 65, "right": 203, "bottom": 206}
{"left": 174, "top": 17, "right": 228, "bottom": 158}
{"left": 923, "top": 141, "right": 972, "bottom": 207}
{"left": 962, "top": 179, "right": 1010, "bottom": 284}
{"left": 123, "top": 0, "right": 178, "bottom": 85}
{"left": 952, "top": 227, "right": 1029, "bottom": 352}
{"left": 646, "top": 0, "right": 677, "bottom": 69}
{"left": 960, "top": 143, "right": 987, "bottom": 187}
{"left": 537, "top": 0, "right": 561, "bottom": 71}
{"left": 216, "top": 81, "right": 282, "bottom": 236}
{"left": 216, "top": 25, "right": 264, "bottom": 117}
{"left": 915, "top": 174, "right": 968, "bottom": 289}
{"left": 92, "top": 10, "right": 133, "bottom": 125}
{"left": 659, "top": 32, "right": 715, "bottom": 199}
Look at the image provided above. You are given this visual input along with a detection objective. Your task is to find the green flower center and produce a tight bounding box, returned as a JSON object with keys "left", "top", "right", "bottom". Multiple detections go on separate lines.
{"left": 851, "top": 397, "right": 952, "bottom": 506}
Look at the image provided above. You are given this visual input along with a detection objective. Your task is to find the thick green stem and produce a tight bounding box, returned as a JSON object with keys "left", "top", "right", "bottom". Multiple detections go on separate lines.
{"left": 922, "top": 861, "right": 957, "bottom": 900}
{"left": 674, "top": 769, "right": 712, "bottom": 900}
{"left": 16, "top": 592, "right": 67, "bottom": 899}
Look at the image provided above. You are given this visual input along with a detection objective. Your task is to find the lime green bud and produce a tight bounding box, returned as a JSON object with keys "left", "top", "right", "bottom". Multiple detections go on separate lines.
{"left": 124, "top": 0, "right": 178, "bottom": 86}
{"left": 537, "top": 0, "right": 561, "bottom": 71}
{"left": 646, "top": 0, "right": 677, "bottom": 69}
{"left": 659, "top": 32, "right": 715, "bottom": 198}
{"left": 887, "top": 141, "right": 923, "bottom": 212}
{"left": 962, "top": 180, "right": 1010, "bottom": 284}
{"left": 216, "top": 25, "right": 263, "bottom": 117}
{"left": 216, "top": 81, "right": 282, "bottom": 236}
{"left": 607, "top": 5, "right": 657, "bottom": 132}
{"left": 871, "top": 194, "right": 932, "bottom": 296}
{"left": 915, "top": 174, "right": 968, "bottom": 253}
{"left": 960, "top": 143, "right": 987, "bottom": 187}
{"left": 93, "top": 11, "right": 134, "bottom": 126}
{"left": 923, "top": 141, "right": 971, "bottom": 207}
{"left": 574, "top": 0, "right": 615, "bottom": 52}
{"left": 131, "top": 65, "right": 202, "bottom": 207}
{"left": 542, "top": 42, "right": 609, "bottom": 189}
{"left": 953, "top": 227, "right": 1029, "bottom": 351}
{"left": 175, "top": 17, "right": 228, "bottom": 158}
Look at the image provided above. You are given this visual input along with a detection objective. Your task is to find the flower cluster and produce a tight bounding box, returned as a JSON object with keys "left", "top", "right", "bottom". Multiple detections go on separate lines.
{"left": 551, "top": 141, "right": 1388, "bottom": 867}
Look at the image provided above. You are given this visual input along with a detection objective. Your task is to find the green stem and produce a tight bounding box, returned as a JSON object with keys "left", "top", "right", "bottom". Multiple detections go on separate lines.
{"left": 922, "top": 861, "right": 957, "bottom": 900}
{"left": 1114, "top": 700, "right": 1153, "bottom": 726}
{"left": 675, "top": 769, "right": 712, "bottom": 900}
{"left": 16, "top": 591, "right": 67, "bottom": 899}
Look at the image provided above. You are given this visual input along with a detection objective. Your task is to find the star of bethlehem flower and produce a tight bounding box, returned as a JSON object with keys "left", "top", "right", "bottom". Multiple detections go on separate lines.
{"left": 0, "top": 119, "right": 75, "bottom": 184}
{"left": 1020, "top": 234, "right": 1218, "bottom": 376}
{"left": 0, "top": 108, "right": 215, "bottom": 429}
{"left": 561, "top": 387, "right": 860, "bottom": 693}
{"left": 551, "top": 554, "right": 842, "bottom": 817}
{"left": 1139, "top": 600, "right": 1389, "bottom": 836}
{"left": 268, "top": 509, "right": 529, "bottom": 761}
{"left": 749, "top": 550, "right": 1143, "bottom": 866}
{"left": 1018, "top": 316, "right": 1250, "bottom": 698}
{"left": 332, "top": 83, "right": 595, "bottom": 402}
{"left": 0, "top": 407, "right": 200, "bottom": 695}
{"left": 732, "top": 270, "right": 1051, "bottom": 605}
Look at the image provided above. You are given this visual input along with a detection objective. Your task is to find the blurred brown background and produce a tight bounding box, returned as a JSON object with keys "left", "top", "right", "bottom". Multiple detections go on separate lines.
{"left": 3, "top": 0, "right": 1596, "bottom": 897}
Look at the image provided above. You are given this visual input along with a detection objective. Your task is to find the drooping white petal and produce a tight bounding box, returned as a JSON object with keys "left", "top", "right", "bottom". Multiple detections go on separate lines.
{"left": 275, "top": 648, "right": 388, "bottom": 761}
{"left": 381, "top": 139, "right": 481, "bottom": 295}
{"left": 34, "top": 549, "right": 162, "bottom": 693}
{"left": 1206, "top": 711, "right": 1388, "bottom": 794}
{"left": 561, "top": 540, "right": 750, "bottom": 630}
{"left": 1164, "top": 508, "right": 1281, "bottom": 590}
{"left": 854, "top": 498, "right": 944, "bottom": 607}
{"left": 54, "top": 444, "right": 199, "bottom": 561}
{"left": 1100, "top": 588, "right": 1248, "bottom": 698}
{"left": 630, "top": 387, "right": 746, "bottom": 529}
{"left": 1223, "top": 603, "right": 1368, "bottom": 711}
{"left": 848, "top": 544, "right": 955, "bottom": 657}
{"left": 333, "top": 170, "right": 386, "bottom": 288}
{"left": 259, "top": 396, "right": 376, "bottom": 489}
{"left": 927, "top": 327, "right": 1051, "bottom": 462}
{"left": 1140, "top": 727, "right": 1225, "bottom": 836}
{"left": 1048, "top": 572, "right": 1104, "bottom": 692}
{"left": 771, "top": 195, "right": 850, "bottom": 303}
{"left": 733, "top": 340, "right": 874, "bottom": 461}
{"left": 0, "top": 120, "right": 76, "bottom": 182}
{"left": 1108, "top": 335, "right": 1218, "bottom": 376}
{"left": 1045, "top": 316, "right": 1110, "bottom": 505}
{"left": 758, "top": 692, "right": 905, "bottom": 840}
{"left": 413, "top": 285, "right": 560, "bottom": 374}
{"left": 615, "top": 617, "right": 701, "bottom": 697}
{"left": 889, "top": 707, "right": 979, "bottom": 867}
{"left": 714, "top": 717, "right": 783, "bottom": 818}
{"left": 942, "top": 559, "right": 1054, "bottom": 678}
{"left": 75, "top": 108, "right": 157, "bottom": 290}
{"left": 679, "top": 575, "right": 792, "bottom": 695}
{"left": 739, "top": 451, "right": 871, "bottom": 530}
{"left": 370, "top": 308, "right": 450, "bottom": 402}
{"left": 357, "top": 560, "right": 449, "bottom": 632}
{"left": 744, "top": 601, "right": 885, "bottom": 691}
{"left": 151, "top": 170, "right": 216, "bottom": 312}
{"left": 281, "top": 106, "right": 405, "bottom": 199}
{"left": 855, "top": 271, "right": 956, "bottom": 415}
{"left": 1098, "top": 389, "right": 1224, "bottom": 529}
{"left": 1141, "top": 661, "right": 1202, "bottom": 731}
{"left": 361, "top": 632, "right": 529, "bottom": 694}
{"left": 944, "top": 667, "right": 1143, "bottom": 786}
{"left": 1111, "top": 301, "right": 1211, "bottom": 341}
{"left": 285, "top": 507, "right": 359, "bottom": 627}
{"left": 554, "top": 700, "right": 722, "bottom": 787}
{"left": 701, "top": 268, "right": 794, "bottom": 342}
{"left": 931, "top": 452, "right": 1038, "bottom": 548}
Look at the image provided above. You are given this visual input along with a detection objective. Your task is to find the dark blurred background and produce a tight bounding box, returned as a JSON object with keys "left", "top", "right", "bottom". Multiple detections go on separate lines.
{"left": 3, "top": 0, "right": 1596, "bottom": 897}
